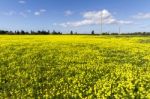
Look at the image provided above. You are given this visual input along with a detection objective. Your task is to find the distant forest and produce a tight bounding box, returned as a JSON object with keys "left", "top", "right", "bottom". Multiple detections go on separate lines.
{"left": 0, "top": 29, "right": 150, "bottom": 35}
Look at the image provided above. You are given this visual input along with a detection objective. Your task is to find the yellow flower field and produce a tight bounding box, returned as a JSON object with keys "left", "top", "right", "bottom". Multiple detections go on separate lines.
{"left": 0, "top": 35, "right": 150, "bottom": 98}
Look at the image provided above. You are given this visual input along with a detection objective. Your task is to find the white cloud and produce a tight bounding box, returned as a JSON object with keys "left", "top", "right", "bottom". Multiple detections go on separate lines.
{"left": 27, "top": 10, "right": 31, "bottom": 13}
{"left": 34, "top": 12, "right": 41, "bottom": 16}
{"left": 19, "top": 10, "right": 32, "bottom": 17}
{"left": 118, "top": 20, "right": 133, "bottom": 24}
{"left": 2, "top": 9, "right": 46, "bottom": 17}
{"left": 53, "top": 23, "right": 57, "bottom": 26}
{"left": 40, "top": 9, "right": 47, "bottom": 12}
{"left": 140, "top": 24, "right": 150, "bottom": 29}
{"left": 133, "top": 13, "right": 150, "bottom": 19}
{"left": 19, "top": 12, "right": 27, "bottom": 17}
{"left": 34, "top": 9, "right": 46, "bottom": 16}
{"left": 3, "top": 11, "right": 16, "bottom": 16}
{"left": 58, "top": 9, "right": 132, "bottom": 27}
{"left": 18, "top": 0, "right": 26, "bottom": 4}
{"left": 65, "top": 10, "right": 73, "bottom": 16}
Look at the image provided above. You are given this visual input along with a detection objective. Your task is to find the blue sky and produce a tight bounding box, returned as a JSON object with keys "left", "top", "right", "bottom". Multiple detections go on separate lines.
{"left": 0, "top": 0, "right": 150, "bottom": 33}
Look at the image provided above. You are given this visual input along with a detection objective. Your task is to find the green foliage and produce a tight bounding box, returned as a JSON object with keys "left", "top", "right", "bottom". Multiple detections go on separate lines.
{"left": 0, "top": 35, "right": 150, "bottom": 98}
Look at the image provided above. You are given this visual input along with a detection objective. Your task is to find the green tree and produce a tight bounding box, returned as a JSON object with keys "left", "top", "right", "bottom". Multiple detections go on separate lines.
{"left": 70, "top": 30, "right": 73, "bottom": 35}
{"left": 91, "top": 30, "right": 95, "bottom": 35}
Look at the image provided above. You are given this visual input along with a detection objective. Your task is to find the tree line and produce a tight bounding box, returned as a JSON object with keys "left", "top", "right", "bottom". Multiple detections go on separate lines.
{"left": 0, "top": 29, "right": 150, "bottom": 35}
{"left": 0, "top": 30, "right": 62, "bottom": 35}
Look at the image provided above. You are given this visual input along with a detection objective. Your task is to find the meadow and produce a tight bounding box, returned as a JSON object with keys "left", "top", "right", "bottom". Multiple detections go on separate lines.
{"left": 0, "top": 35, "right": 150, "bottom": 98}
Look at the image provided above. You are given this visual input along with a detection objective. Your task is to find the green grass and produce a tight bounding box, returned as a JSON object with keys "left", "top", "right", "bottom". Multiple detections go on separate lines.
{"left": 0, "top": 35, "right": 150, "bottom": 98}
